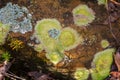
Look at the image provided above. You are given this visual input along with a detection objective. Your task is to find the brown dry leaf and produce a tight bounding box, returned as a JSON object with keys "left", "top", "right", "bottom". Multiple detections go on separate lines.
{"left": 110, "top": 71, "right": 120, "bottom": 79}
{"left": 114, "top": 50, "right": 120, "bottom": 71}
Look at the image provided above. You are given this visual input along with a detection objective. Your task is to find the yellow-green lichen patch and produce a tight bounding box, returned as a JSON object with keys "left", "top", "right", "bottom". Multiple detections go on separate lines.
{"left": 97, "top": 0, "right": 107, "bottom": 5}
{"left": 74, "top": 68, "right": 89, "bottom": 80}
{"left": 72, "top": 5, "right": 95, "bottom": 26}
{"left": 58, "top": 27, "right": 80, "bottom": 51}
{"left": 101, "top": 39, "right": 109, "bottom": 48}
{"left": 35, "top": 19, "right": 62, "bottom": 52}
{"left": 0, "top": 22, "right": 10, "bottom": 44}
{"left": 34, "top": 44, "right": 44, "bottom": 52}
{"left": 46, "top": 51, "right": 64, "bottom": 65}
{"left": 91, "top": 48, "right": 115, "bottom": 80}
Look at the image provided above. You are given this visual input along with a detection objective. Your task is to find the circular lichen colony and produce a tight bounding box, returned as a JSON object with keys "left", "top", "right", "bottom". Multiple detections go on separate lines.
{"left": 101, "top": 39, "right": 109, "bottom": 48}
{"left": 58, "top": 27, "right": 80, "bottom": 51}
{"left": 46, "top": 51, "right": 64, "bottom": 65}
{"left": 35, "top": 19, "right": 62, "bottom": 52}
{"left": 74, "top": 68, "right": 89, "bottom": 80}
{"left": 72, "top": 5, "right": 95, "bottom": 26}
{"left": 91, "top": 48, "right": 115, "bottom": 80}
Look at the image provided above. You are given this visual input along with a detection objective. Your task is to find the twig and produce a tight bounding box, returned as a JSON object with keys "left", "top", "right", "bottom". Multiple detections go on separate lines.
{"left": 4, "top": 72, "right": 26, "bottom": 80}
{"left": 110, "top": 0, "right": 120, "bottom": 5}
{"left": 106, "top": 1, "right": 119, "bottom": 44}
{"left": 4, "top": 73, "right": 17, "bottom": 80}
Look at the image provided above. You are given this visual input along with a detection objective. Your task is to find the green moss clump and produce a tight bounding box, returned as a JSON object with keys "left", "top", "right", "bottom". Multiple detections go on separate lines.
{"left": 72, "top": 5, "right": 95, "bottom": 26}
{"left": 101, "top": 39, "right": 109, "bottom": 48}
{"left": 46, "top": 51, "right": 64, "bottom": 65}
{"left": 0, "top": 22, "right": 10, "bottom": 44}
{"left": 35, "top": 19, "right": 62, "bottom": 52}
{"left": 74, "top": 68, "right": 89, "bottom": 80}
{"left": 58, "top": 27, "right": 80, "bottom": 51}
{"left": 91, "top": 48, "right": 115, "bottom": 80}
{"left": 1, "top": 52, "right": 11, "bottom": 61}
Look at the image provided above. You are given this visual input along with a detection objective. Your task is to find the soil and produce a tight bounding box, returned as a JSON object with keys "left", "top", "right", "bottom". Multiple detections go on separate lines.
{"left": 0, "top": 0, "right": 120, "bottom": 80}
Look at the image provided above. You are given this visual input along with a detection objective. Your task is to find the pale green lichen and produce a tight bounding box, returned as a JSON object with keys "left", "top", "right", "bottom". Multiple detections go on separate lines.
{"left": 35, "top": 19, "right": 62, "bottom": 52}
{"left": 0, "top": 22, "right": 10, "bottom": 44}
{"left": 58, "top": 27, "right": 81, "bottom": 51}
{"left": 72, "top": 5, "right": 95, "bottom": 26}
{"left": 74, "top": 68, "right": 89, "bottom": 80}
{"left": 97, "top": 0, "right": 107, "bottom": 5}
{"left": 91, "top": 48, "right": 115, "bottom": 80}
{"left": 46, "top": 51, "right": 64, "bottom": 65}
{"left": 34, "top": 44, "right": 44, "bottom": 52}
{"left": 101, "top": 39, "right": 109, "bottom": 48}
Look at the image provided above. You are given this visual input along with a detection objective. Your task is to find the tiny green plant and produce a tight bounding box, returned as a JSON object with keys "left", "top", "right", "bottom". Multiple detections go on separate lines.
{"left": 2, "top": 52, "right": 11, "bottom": 61}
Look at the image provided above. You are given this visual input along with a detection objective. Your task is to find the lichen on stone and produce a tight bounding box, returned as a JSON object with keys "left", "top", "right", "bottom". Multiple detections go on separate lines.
{"left": 101, "top": 39, "right": 109, "bottom": 48}
{"left": 72, "top": 4, "right": 95, "bottom": 26}
{"left": 0, "top": 22, "right": 10, "bottom": 44}
{"left": 35, "top": 19, "right": 62, "bottom": 52}
{"left": 74, "top": 68, "right": 89, "bottom": 80}
{"left": 0, "top": 2, "right": 32, "bottom": 34}
{"left": 34, "top": 44, "right": 44, "bottom": 52}
{"left": 45, "top": 51, "right": 64, "bottom": 65}
{"left": 58, "top": 27, "right": 81, "bottom": 51}
{"left": 91, "top": 48, "right": 115, "bottom": 80}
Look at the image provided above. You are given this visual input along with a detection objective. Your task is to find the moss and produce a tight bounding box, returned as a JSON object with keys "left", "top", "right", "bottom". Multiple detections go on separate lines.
{"left": 58, "top": 27, "right": 81, "bottom": 51}
{"left": 35, "top": 19, "right": 62, "bottom": 52}
{"left": 1, "top": 52, "right": 11, "bottom": 61}
{"left": 0, "top": 22, "right": 10, "bottom": 44}
{"left": 101, "top": 39, "right": 109, "bottom": 48}
{"left": 91, "top": 48, "right": 115, "bottom": 80}
{"left": 45, "top": 51, "right": 64, "bottom": 65}
{"left": 74, "top": 68, "right": 89, "bottom": 80}
{"left": 72, "top": 5, "right": 95, "bottom": 26}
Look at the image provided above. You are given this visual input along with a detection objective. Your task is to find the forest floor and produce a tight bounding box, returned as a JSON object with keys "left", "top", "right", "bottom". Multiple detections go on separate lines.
{"left": 0, "top": 0, "right": 120, "bottom": 80}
